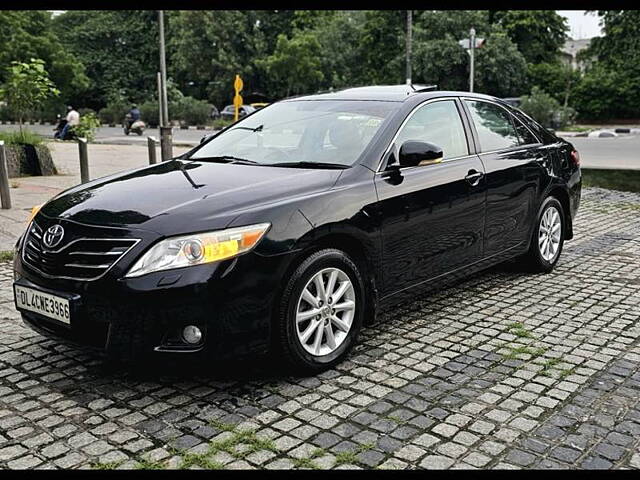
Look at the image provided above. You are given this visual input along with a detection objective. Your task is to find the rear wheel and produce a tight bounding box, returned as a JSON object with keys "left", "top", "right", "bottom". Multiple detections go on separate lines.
{"left": 276, "top": 249, "right": 364, "bottom": 373}
{"left": 518, "top": 196, "right": 565, "bottom": 273}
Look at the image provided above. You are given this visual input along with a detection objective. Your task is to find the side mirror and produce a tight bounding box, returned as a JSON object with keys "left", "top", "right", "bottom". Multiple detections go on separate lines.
{"left": 398, "top": 141, "right": 443, "bottom": 168}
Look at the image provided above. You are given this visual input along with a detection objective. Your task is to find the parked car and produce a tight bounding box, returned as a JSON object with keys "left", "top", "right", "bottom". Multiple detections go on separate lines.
{"left": 13, "top": 85, "right": 581, "bottom": 372}
{"left": 220, "top": 104, "right": 256, "bottom": 121}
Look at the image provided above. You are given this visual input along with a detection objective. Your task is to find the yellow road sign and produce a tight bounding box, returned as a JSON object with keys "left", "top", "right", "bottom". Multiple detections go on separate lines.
{"left": 234, "top": 75, "right": 243, "bottom": 121}
{"left": 234, "top": 75, "right": 243, "bottom": 93}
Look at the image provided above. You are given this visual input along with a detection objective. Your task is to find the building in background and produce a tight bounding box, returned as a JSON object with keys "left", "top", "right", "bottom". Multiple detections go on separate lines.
{"left": 561, "top": 38, "right": 593, "bottom": 71}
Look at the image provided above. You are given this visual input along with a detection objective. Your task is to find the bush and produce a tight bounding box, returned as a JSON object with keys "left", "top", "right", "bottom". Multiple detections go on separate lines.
{"left": 98, "top": 101, "right": 129, "bottom": 125}
{"left": 0, "top": 129, "right": 44, "bottom": 146}
{"left": 139, "top": 100, "right": 160, "bottom": 128}
{"left": 173, "top": 97, "right": 211, "bottom": 126}
{"left": 71, "top": 112, "right": 101, "bottom": 141}
{"left": 519, "top": 86, "right": 575, "bottom": 129}
{"left": 212, "top": 118, "right": 233, "bottom": 130}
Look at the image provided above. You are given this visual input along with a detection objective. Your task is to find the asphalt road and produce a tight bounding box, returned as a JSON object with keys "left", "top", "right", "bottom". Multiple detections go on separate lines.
{"left": 1, "top": 124, "right": 639, "bottom": 170}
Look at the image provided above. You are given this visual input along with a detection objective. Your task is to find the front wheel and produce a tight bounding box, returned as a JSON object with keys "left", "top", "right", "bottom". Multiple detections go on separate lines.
{"left": 276, "top": 249, "right": 365, "bottom": 373}
{"left": 517, "top": 196, "right": 565, "bottom": 273}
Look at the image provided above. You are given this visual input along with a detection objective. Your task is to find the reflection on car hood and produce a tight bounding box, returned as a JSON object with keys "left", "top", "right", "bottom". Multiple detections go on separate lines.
{"left": 40, "top": 160, "right": 342, "bottom": 235}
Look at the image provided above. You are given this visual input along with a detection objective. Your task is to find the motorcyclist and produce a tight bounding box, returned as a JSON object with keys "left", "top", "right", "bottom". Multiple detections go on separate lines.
{"left": 126, "top": 104, "right": 141, "bottom": 129}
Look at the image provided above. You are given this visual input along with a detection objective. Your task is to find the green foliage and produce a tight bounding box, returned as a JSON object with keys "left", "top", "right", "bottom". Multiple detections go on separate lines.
{"left": 489, "top": 10, "right": 569, "bottom": 64}
{"left": 139, "top": 101, "right": 160, "bottom": 128}
{"left": 413, "top": 39, "right": 469, "bottom": 91}
{"left": 520, "top": 86, "right": 575, "bottom": 129}
{"left": 0, "top": 251, "right": 15, "bottom": 262}
{"left": 52, "top": 10, "right": 163, "bottom": 110}
{"left": 257, "top": 32, "right": 325, "bottom": 97}
{"left": 0, "top": 58, "right": 60, "bottom": 127}
{"left": 0, "top": 129, "right": 44, "bottom": 146}
{"left": 474, "top": 33, "right": 528, "bottom": 97}
{"left": 527, "top": 61, "right": 580, "bottom": 105}
{"left": 520, "top": 87, "right": 561, "bottom": 127}
{"left": 99, "top": 100, "right": 129, "bottom": 125}
{"left": 173, "top": 96, "right": 211, "bottom": 126}
{"left": 71, "top": 112, "right": 101, "bottom": 141}
{"left": 0, "top": 11, "right": 89, "bottom": 105}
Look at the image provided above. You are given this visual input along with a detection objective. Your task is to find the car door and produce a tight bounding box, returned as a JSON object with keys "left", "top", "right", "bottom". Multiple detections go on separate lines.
{"left": 462, "top": 99, "right": 548, "bottom": 258}
{"left": 374, "top": 99, "right": 487, "bottom": 297}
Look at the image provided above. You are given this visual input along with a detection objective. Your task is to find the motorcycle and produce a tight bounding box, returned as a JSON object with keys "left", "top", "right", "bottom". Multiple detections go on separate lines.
{"left": 53, "top": 114, "right": 77, "bottom": 141}
{"left": 123, "top": 113, "right": 146, "bottom": 136}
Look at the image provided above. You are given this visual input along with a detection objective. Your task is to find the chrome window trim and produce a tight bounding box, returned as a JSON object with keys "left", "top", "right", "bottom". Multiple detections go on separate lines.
{"left": 375, "top": 98, "right": 471, "bottom": 173}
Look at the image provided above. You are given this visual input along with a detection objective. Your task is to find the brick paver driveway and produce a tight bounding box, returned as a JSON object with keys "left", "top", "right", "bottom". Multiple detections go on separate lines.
{"left": 1, "top": 187, "right": 639, "bottom": 470}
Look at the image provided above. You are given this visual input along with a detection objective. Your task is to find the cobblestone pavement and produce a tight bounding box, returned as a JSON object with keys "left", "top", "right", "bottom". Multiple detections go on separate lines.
{"left": 1, "top": 187, "right": 639, "bottom": 470}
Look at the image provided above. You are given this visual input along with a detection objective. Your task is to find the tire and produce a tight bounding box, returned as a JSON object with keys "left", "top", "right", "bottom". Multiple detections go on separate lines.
{"left": 124, "top": 128, "right": 129, "bottom": 135}
{"left": 136, "top": 130, "right": 143, "bottom": 136}
{"left": 518, "top": 196, "right": 565, "bottom": 273}
{"left": 276, "top": 248, "right": 365, "bottom": 373}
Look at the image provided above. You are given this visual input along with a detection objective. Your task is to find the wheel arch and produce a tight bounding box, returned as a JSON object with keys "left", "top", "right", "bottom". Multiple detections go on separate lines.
{"left": 547, "top": 185, "right": 573, "bottom": 240}
{"left": 277, "top": 229, "right": 380, "bottom": 328}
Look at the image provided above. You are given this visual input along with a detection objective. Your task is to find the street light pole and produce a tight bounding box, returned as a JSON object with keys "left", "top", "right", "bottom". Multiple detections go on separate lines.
{"left": 406, "top": 10, "right": 412, "bottom": 85}
{"left": 469, "top": 27, "right": 475, "bottom": 93}
{"left": 158, "top": 10, "right": 172, "bottom": 161}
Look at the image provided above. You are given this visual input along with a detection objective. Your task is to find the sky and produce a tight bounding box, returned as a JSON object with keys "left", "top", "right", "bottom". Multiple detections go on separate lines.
{"left": 557, "top": 10, "right": 603, "bottom": 39}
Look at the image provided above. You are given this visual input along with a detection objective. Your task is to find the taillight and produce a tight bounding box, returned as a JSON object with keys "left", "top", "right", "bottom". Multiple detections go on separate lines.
{"left": 570, "top": 150, "right": 580, "bottom": 166}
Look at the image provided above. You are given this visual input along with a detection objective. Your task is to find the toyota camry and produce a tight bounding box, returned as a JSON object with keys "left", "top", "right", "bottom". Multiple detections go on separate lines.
{"left": 12, "top": 85, "right": 581, "bottom": 372}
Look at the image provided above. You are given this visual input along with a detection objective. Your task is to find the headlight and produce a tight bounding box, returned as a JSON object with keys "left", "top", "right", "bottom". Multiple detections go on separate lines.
{"left": 125, "top": 223, "right": 270, "bottom": 278}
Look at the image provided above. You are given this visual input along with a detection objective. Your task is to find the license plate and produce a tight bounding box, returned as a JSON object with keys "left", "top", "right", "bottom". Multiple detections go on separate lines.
{"left": 14, "top": 285, "right": 71, "bottom": 325}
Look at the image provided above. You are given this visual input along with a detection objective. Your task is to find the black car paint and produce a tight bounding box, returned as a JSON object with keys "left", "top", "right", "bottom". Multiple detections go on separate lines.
{"left": 13, "top": 88, "right": 581, "bottom": 359}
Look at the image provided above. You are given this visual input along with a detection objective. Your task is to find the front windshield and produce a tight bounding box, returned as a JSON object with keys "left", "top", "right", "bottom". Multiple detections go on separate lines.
{"left": 190, "top": 100, "right": 399, "bottom": 167}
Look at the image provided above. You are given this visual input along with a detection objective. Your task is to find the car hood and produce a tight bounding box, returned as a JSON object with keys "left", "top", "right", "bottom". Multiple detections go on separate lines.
{"left": 40, "top": 159, "right": 342, "bottom": 235}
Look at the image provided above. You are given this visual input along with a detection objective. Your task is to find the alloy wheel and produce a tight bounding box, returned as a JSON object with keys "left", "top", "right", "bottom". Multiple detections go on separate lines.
{"left": 538, "top": 205, "right": 562, "bottom": 262}
{"left": 295, "top": 267, "right": 356, "bottom": 357}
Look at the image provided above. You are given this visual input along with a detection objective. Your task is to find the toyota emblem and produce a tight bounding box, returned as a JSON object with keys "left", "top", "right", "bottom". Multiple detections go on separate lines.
{"left": 43, "top": 224, "right": 65, "bottom": 249}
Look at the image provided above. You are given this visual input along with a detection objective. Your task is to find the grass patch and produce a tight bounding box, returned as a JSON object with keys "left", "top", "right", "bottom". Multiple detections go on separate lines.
{"left": 134, "top": 458, "right": 167, "bottom": 470}
{"left": 334, "top": 443, "right": 375, "bottom": 467}
{"left": 582, "top": 169, "right": 640, "bottom": 194}
{"left": 503, "top": 345, "right": 546, "bottom": 360}
{"left": 0, "top": 129, "right": 44, "bottom": 146}
{"left": 506, "top": 321, "right": 535, "bottom": 339}
{"left": 0, "top": 250, "right": 14, "bottom": 262}
{"left": 559, "top": 367, "right": 576, "bottom": 379}
{"left": 385, "top": 415, "right": 407, "bottom": 425}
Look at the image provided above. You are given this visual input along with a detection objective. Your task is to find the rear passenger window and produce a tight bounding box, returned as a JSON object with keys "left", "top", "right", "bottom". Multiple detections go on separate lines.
{"left": 465, "top": 100, "right": 518, "bottom": 152}
{"left": 513, "top": 117, "right": 539, "bottom": 145}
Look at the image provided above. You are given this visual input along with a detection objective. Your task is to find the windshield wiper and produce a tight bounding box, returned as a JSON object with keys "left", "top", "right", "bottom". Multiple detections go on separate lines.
{"left": 232, "top": 124, "right": 263, "bottom": 132}
{"left": 191, "top": 155, "right": 259, "bottom": 165}
{"left": 269, "top": 161, "right": 349, "bottom": 170}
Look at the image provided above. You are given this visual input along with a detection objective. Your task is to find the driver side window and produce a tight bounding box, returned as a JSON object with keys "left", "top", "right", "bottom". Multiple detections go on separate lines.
{"left": 396, "top": 100, "right": 469, "bottom": 160}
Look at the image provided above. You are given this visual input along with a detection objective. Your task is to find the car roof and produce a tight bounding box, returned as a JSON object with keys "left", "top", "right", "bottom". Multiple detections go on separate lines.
{"left": 282, "top": 85, "right": 503, "bottom": 104}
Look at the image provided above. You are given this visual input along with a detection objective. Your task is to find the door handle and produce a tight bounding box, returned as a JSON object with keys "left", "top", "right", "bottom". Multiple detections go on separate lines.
{"left": 465, "top": 170, "right": 484, "bottom": 187}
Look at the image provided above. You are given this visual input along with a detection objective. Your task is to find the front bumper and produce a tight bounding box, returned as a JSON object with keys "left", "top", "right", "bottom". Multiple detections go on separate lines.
{"left": 13, "top": 244, "right": 295, "bottom": 359}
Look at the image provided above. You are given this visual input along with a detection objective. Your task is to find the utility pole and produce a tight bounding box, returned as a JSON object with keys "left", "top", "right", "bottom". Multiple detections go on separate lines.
{"left": 406, "top": 10, "right": 412, "bottom": 85}
{"left": 158, "top": 10, "right": 172, "bottom": 161}
{"left": 469, "top": 27, "right": 475, "bottom": 93}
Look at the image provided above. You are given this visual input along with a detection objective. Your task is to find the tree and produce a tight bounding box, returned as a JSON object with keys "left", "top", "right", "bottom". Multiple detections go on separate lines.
{"left": 474, "top": 33, "right": 528, "bottom": 97}
{"left": 489, "top": 11, "right": 568, "bottom": 64}
{"left": 256, "top": 33, "right": 324, "bottom": 97}
{"left": 0, "top": 11, "right": 88, "bottom": 114}
{"left": 413, "top": 39, "right": 469, "bottom": 91}
{"left": 0, "top": 58, "right": 59, "bottom": 130}
{"left": 52, "top": 10, "right": 163, "bottom": 110}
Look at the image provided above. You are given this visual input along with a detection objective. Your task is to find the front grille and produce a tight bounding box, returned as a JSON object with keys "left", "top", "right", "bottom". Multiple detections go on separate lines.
{"left": 22, "top": 220, "right": 140, "bottom": 281}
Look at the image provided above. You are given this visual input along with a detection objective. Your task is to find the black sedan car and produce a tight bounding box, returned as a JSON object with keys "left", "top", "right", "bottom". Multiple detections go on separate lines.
{"left": 13, "top": 85, "right": 581, "bottom": 372}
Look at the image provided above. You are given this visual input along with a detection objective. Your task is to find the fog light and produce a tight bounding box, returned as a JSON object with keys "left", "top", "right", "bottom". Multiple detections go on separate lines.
{"left": 182, "top": 325, "right": 202, "bottom": 344}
